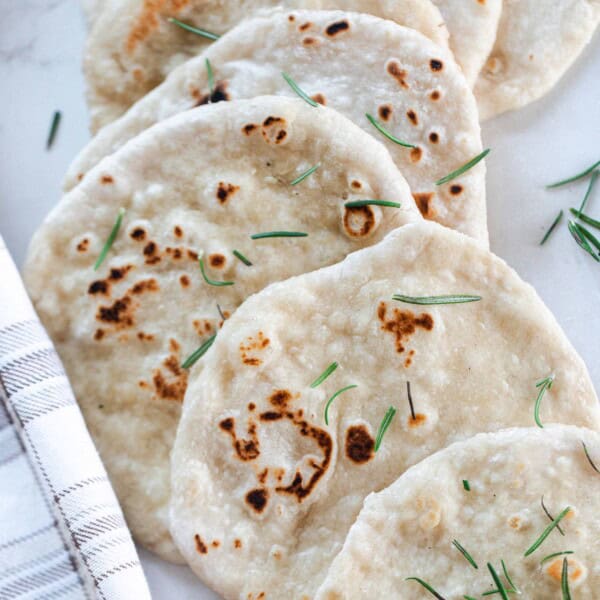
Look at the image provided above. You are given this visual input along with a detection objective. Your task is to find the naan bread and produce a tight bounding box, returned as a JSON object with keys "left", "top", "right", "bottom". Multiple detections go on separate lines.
{"left": 170, "top": 221, "right": 599, "bottom": 599}
{"left": 83, "top": 0, "right": 449, "bottom": 132}
{"left": 317, "top": 425, "right": 600, "bottom": 599}
{"left": 476, "top": 0, "right": 600, "bottom": 120}
{"left": 70, "top": 10, "right": 488, "bottom": 243}
{"left": 23, "top": 97, "right": 419, "bottom": 562}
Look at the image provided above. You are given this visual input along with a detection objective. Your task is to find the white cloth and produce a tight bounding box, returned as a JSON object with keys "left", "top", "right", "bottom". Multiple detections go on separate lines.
{"left": 0, "top": 236, "right": 151, "bottom": 600}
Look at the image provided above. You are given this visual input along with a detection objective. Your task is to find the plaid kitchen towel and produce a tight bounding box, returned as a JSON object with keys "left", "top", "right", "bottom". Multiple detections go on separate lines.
{"left": 0, "top": 236, "right": 151, "bottom": 600}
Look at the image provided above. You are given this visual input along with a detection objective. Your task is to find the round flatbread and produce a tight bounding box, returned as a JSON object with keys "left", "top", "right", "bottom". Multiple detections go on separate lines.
{"left": 70, "top": 10, "right": 488, "bottom": 243}
{"left": 475, "top": 0, "right": 600, "bottom": 120}
{"left": 317, "top": 425, "right": 600, "bottom": 599}
{"left": 23, "top": 96, "right": 418, "bottom": 562}
{"left": 83, "top": 0, "right": 449, "bottom": 132}
{"left": 170, "top": 221, "right": 599, "bottom": 598}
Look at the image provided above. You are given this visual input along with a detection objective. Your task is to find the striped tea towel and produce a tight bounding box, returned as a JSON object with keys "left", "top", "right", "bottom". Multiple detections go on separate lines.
{"left": 0, "top": 235, "right": 151, "bottom": 600}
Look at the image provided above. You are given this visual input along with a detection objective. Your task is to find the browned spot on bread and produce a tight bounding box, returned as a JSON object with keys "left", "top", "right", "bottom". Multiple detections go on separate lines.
{"left": 152, "top": 350, "right": 188, "bottom": 402}
{"left": 195, "top": 81, "right": 229, "bottom": 106}
{"left": 303, "top": 37, "right": 317, "bottom": 46}
{"left": 77, "top": 238, "right": 89, "bottom": 252}
{"left": 88, "top": 280, "right": 110, "bottom": 295}
{"left": 187, "top": 249, "right": 198, "bottom": 261}
{"left": 211, "top": 540, "right": 220, "bottom": 548}
{"left": 410, "top": 147, "right": 423, "bottom": 163}
{"left": 343, "top": 205, "right": 376, "bottom": 238}
{"left": 351, "top": 180, "right": 362, "bottom": 189}
{"left": 312, "top": 93, "right": 326, "bottom": 105}
{"left": 261, "top": 116, "right": 288, "bottom": 145}
{"left": 430, "top": 59, "right": 443, "bottom": 72}
{"left": 217, "top": 182, "right": 239, "bottom": 204}
{"left": 429, "top": 132, "right": 439, "bottom": 144}
{"left": 243, "top": 123, "right": 257, "bottom": 136}
{"left": 194, "top": 534, "right": 207, "bottom": 555}
{"left": 406, "top": 110, "right": 418, "bottom": 125}
{"left": 387, "top": 60, "right": 409, "bottom": 88}
{"left": 450, "top": 184, "right": 463, "bottom": 196}
{"left": 131, "top": 278, "right": 159, "bottom": 294}
{"left": 109, "top": 265, "right": 133, "bottom": 281}
{"left": 130, "top": 227, "right": 146, "bottom": 241}
{"left": 378, "top": 301, "right": 434, "bottom": 353}
{"left": 169, "top": 338, "right": 180, "bottom": 353}
{"left": 378, "top": 104, "right": 392, "bottom": 121}
{"left": 234, "top": 539, "right": 242, "bottom": 549}
{"left": 137, "top": 332, "right": 154, "bottom": 341}
{"left": 404, "top": 349, "right": 415, "bottom": 368}
{"left": 345, "top": 425, "right": 375, "bottom": 464}
{"left": 248, "top": 402, "right": 256, "bottom": 411}
{"left": 257, "top": 468, "right": 269, "bottom": 484}
{"left": 408, "top": 413, "right": 427, "bottom": 427}
{"left": 193, "top": 319, "right": 213, "bottom": 336}
{"left": 326, "top": 20, "right": 349, "bottom": 36}
{"left": 219, "top": 417, "right": 260, "bottom": 461}
{"left": 77, "top": 173, "right": 84, "bottom": 182}
{"left": 413, "top": 193, "right": 436, "bottom": 219}
{"left": 179, "top": 275, "right": 190, "bottom": 288}
{"left": 270, "top": 390, "right": 292, "bottom": 409}
{"left": 246, "top": 488, "right": 268, "bottom": 513}
{"left": 299, "top": 22, "right": 311, "bottom": 31}
{"left": 260, "top": 411, "right": 283, "bottom": 422}
{"left": 240, "top": 332, "right": 270, "bottom": 366}
{"left": 143, "top": 241, "right": 160, "bottom": 265}
{"left": 94, "top": 329, "right": 105, "bottom": 341}
{"left": 100, "top": 175, "right": 114, "bottom": 184}
{"left": 430, "top": 90, "right": 441, "bottom": 101}
{"left": 174, "top": 225, "right": 183, "bottom": 238}
{"left": 209, "top": 253, "right": 226, "bottom": 268}
{"left": 97, "top": 297, "right": 135, "bottom": 328}
{"left": 288, "top": 14, "right": 295, "bottom": 22}
{"left": 546, "top": 558, "right": 583, "bottom": 582}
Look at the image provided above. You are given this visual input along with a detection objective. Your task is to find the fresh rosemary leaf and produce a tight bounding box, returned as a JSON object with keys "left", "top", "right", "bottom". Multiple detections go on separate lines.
{"left": 405, "top": 577, "right": 447, "bottom": 600}
{"left": 281, "top": 72, "right": 318, "bottom": 107}
{"left": 568, "top": 221, "right": 600, "bottom": 262}
{"left": 576, "top": 221, "right": 600, "bottom": 252}
{"left": 168, "top": 17, "right": 220, "bottom": 40}
{"left": 569, "top": 208, "right": 600, "bottom": 229}
{"left": 462, "top": 479, "right": 471, "bottom": 491}
{"left": 199, "top": 258, "right": 234, "bottom": 286}
{"left": 524, "top": 506, "right": 571, "bottom": 556}
{"left": 534, "top": 374, "right": 554, "bottom": 428}
{"left": 251, "top": 231, "right": 308, "bottom": 240}
{"left": 181, "top": 334, "right": 217, "bottom": 369}
{"left": 546, "top": 159, "right": 600, "bottom": 188}
{"left": 375, "top": 406, "right": 397, "bottom": 452}
{"left": 562, "top": 558, "right": 572, "bottom": 600}
{"left": 452, "top": 540, "right": 478, "bottom": 569}
{"left": 291, "top": 164, "right": 320, "bottom": 186}
{"left": 540, "top": 551, "right": 574, "bottom": 565}
{"left": 541, "top": 495, "right": 565, "bottom": 536}
{"left": 540, "top": 210, "right": 563, "bottom": 245}
{"left": 344, "top": 199, "right": 401, "bottom": 208}
{"left": 205, "top": 58, "right": 214, "bottom": 97}
{"left": 436, "top": 149, "right": 491, "bottom": 186}
{"left": 582, "top": 441, "right": 600, "bottom": 474}
{"left": 311, "top": 362, "right": 339, "bottom": 388}
{"left": 392, "top": 294, "right": 481, "bottom": 305}
{"left": 324, "top": 384, "right": 357, "bottom": 425}
{"left": 46, "top": 110, "right": 61, "bottom": 150}
{"left": 464, "top": 597, "right": 478, "bottom": 600}
{"left": 217, "top": 304, "right": 227, "bottom": 321}
{"left": 94, "top": 207, "right": 125, "bottom": 271}
{"left": 501, "top": 560, "right": 518, "bottom": 593}
{"left": 365, "top": 113, "right": 416, "bottom": 148}
{"left": 578, "top": 170, "right": 598, "bottom": 213}
{"left": 487, "top": 563, "right": 509, "bottom": 600}
{"left": 232, "top": 249, "right": 252, "bottom": 266}
{"left": 406, "top": 381, "right": 416, "bottom": 421}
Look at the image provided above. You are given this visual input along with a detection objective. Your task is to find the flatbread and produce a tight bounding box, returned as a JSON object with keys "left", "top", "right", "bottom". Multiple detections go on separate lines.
{"left": 170, "top": 221, "right": 599, "bottom": 598}
{"left": 70, "top": 10, "right": 488, "bottom": 243}
{"left": 83, "top": 0, "right": 449, "bottom": 132}
{"left": 475, "top": 0, "right": 600, "bottom": 120}
{"left": 23, "top": 96, "right": 419, "bottom": 562}
{"left": 317, "top": 425, "right": 600, "bottom": 599}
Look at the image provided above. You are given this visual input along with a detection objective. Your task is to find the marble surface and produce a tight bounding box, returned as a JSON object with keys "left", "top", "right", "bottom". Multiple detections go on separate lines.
{"left": 0, "top": 1, "right": 598, "bottom": 598}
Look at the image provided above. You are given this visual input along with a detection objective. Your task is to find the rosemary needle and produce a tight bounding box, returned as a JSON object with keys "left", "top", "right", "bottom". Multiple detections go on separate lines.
{"left": 569, "top": 208, "right": 600, "bottom": 230}
{"left": 251, "top": 231, "right": 308, "bottom": 240}
{"left": 540, "top": 551, "right": 574, "bottom": 565}
{"left": 405, "top": 577, "right": 447, "bottom": 600}
{"left": 576, "top": 221, "right": 600, "bottom": 253}
{"left": 501, "top": 560, "right": 518, "bottom": 593}
{"left": 578, "top": 170, "right": 599, "bottom": 214}
{"left": 199, "top": 257, "right": 235, "bottom": 286}
{"left": 311, "top": 362, "right": 339, "bottom": 388}
{"left": 462, "top": 480, "right": 471, "bottom": 491}
{"left": 582, "top": 440, "right": 600, "bottom": 474}
{"left": 281, "top": 72, "right": 318, "bottom": 107}
{"left": 205, "top": 58, "right": 214, "bottom": 97}
{"left": 534, "top": 374, "right": 554, "bottom": 428}
{"left": 324, "top": 384, "right": 357, "bottom": 425}
{"left": 524, "top": 506, "right": 571, "bottom": 556}
{"left": 436, "top": 149, "right": 491, "bottom": 186}
{"left": 392, "top": 294, "right": 481, "bottom": 305}
{"left": 94, "top": 207, "right": 125, "bottom": 271}
{"left": 232, "top": 249, "right": 252, "bottom": 266}
{"left": 291, "top": 164, "right": 320, "bottom": 186}
{"left": 540, "top": 210, "right": 563, "bottom": 245}
{"left": 168, "top": 17, "right": 220, "bottom": 40}
{"left": 452, "top": 540, "right": 478, "bottom": 569}
{"left": 374, "top": 406, "right": 396, "bottom": 452}
{"left": 487, "top": 563, "right": 509, "bottom": 600}
{"left": 181, "top": 334, "right": 216, "bottom": 369}
{"left": 365, "top": 113, "right": 416, "bottom": 148}
{"left": 562, "top": 558, "right": 572, "bottom": 600}
{"left": 541, "top": 495, "right": 565, "bottom": 535}
{"left": 568, "top": 221, "right": 600, "bottom": 262}
{"left": 546, "top": 159, "right": 600, "bottom": 188}
{"left": 344, "top": 200, "right": 401, "bottom": 208}
{"left": 46, "top": 110, "right": 61, "bottom": 150}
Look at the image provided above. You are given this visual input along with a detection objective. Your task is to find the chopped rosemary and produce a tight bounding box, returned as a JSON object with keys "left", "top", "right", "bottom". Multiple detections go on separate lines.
{"left": 405, "top": 577, "right": 447, "bottom": 600}
{"left": 534, "top": 374, "right": 554, "bottom": 428}
{"left": 251, "top": 231, "right": 308, "bottom": 240}
{"left": 199, "top": 257, "right": 234, "bottom": 286}
{"left": 540, "top": 210, "right": 563, "bottom": 245}
{"left": 217, "top": 304, "right": 227, "bottom": 321}
{"left": 436, "top": 149, "right": 491, "bottom": 186}
{"left": 541, "top": 495, "right": 565, "bottom": 536}
{"left": 540, "top": 551, "right": 574, "bottom": 565}
{"left": 365, "top": 113, "right": 416, "bottom": 148}
{"left": 464, "top": 597, "right": 478, "bottom": 600}
{"left": 205, "top": 58, "right": 214, "bottom": 97}
{"left": 281, "top": 72, "right": 318, "bottom": 107}
{"left": 94, "top": 207, "right": 125, "bottom": 271}
{"left": 344, "top": 199, "right": 401, "bottom": 209}
{"left": 562, "top": 558, "right": 572, "bottom": 600}
{"left": 406, "top": 381, "right": 416, "bottom": 421}
{"left": 582, "top": 440, "right": 600, "bottom": 474}
{"left": 487, "top": 563, "right": 509, "bottom": 600}
{"left": 452, "top": 540, "right": 478, "bottom": 569}
{"left": 324, "top": 384, "right": 357, "bottom": 425}
{"left": 568, "top": 220, "right": 600, "bottom": 262}
{"left": 501, "top": 560, "right": 518, "bottom": 593}
{"left": 569, "top": 208, "right": 600, "bottom": 229}
{"left": 375, "top": 406, "right": 397, "bottom": 452}
{"left": 181, "top": 334, "right": 216, "bottom": 369}
{"left": 392, "top": 294, "right": 481, "bottom": 305}
{"left": 463, "top": 479, "right": 471, "bottom": 491}
{"left": 291, "top": 164, "right": 320, "bottom": 186}
{"left": 311, "top": 362, "right": 339, "bottom": 388}
{"left": 167, "top": 17, "right": 220, "bottom": 40}
{"left": 232, "top": 249, "right": 252, "bottom": 266}
{"left": 576, "top": 221, "right": 600, "bottom": 252}
{"left": 46, "top": 110, "right": 61, "bottom": 149}
{"left": 546, "top": 159, "right": 600, "bottom": 188}
{"left": 578, "top": 170, "right": 598, "bottom": 214}
{"left": 524, "top": 506, "right": 571, "bottom": 556}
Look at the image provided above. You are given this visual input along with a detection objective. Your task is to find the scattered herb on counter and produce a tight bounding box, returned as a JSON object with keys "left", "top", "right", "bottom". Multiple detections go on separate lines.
{"left": 575, "top": 222, "right": 600, "bottom": 253}
{"left": 569, "top": 208, "right": 600, "bottom": 230}
{"left": 251, "top": 231, "right": 308, "bottom": 239}
{"left": 452, "top": 540, "right": 478, "bottom": 569}
{"left": 94, "top": 207, "right": 125, "bottom": 271}
{"left": 541, "top": 495, "right": 565, "bottom": 536}
{"left": 167, "top": 17, "right": 220, "bottom": 40}
{"left": 406, "top": 381, "right": 416, "bottom": 421}
{"left": 577, "top": 170, "right": 598, "bottom": 214}
{"left": 568, "top": 221, "right": 600, "bottom": 262}
{"left": 375, "top": 406, "right": 397, "bottom": 452}
{"left": 392, "top": 294, "right": 481, "bottom": 305}
{"left": 524, "top": 506, "right": 571, "bottom": 556}
{"left": 291, "top": 164, "right": 320, "bottom": 186}
{"left": 281, "top": 72, "right": 318, "bottom": 107}
{"left": 205, "top": 58, "right": 215, "bottom": 97}
{"left": 546, "top": 159, "right": 600, "bottom": 189}
{"left": 344, "top": 199, "right": 401, "bottom": 208}
{"left": 232, "top": 249, "right": 252, "bottom": 266}
{"left": 562, "top": 558, "right": 572, "bottom": 600}
{"left": 365, "top": 113, "right": 416, "bottom": 148}
{"left": 405, "top": 577, "right": 447, "bottom": 600}
{"left": 540, "top": 210, "right": 563, "bottom": 245}
{"left": 582, "top": 441, "right": 600, "bottom": 474}
{"left": 324, "top": 384, "right": 357, "bottom": 425}
{"left": 199, "top": 257, "right": 235, "bottom": 286}
{"left": 311, "top": 362, "right": 339, "bottom": 388}
{"left": 436, "top": 149, "right": 491, "bottom": 186}
{"left": 540, "top": 551, "right": 574, "bottom": 565}
{"left": 181, "top": 334, "right": 217, "bottom": 369}
{"left": 534, "top": 374, "right": 554, "bottom": 428}
{"left": 46, "top": 110, "right": 61, "bottom": 150}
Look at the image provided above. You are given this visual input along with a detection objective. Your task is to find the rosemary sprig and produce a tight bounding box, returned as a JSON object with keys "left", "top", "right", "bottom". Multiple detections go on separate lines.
{"left": 205, "top": 58, "right": 214, "bottom": 97}
{"left": 534, "top": 374, "right": 554, "bottom": 428}
{"left": 46, "top": 110, "right": 61, "bottom": 149}
{"left": 452, "top": 540, "right": 478, "bottom": 569}
{"left": 524, "top": 506, "right": 571, "bottom": 556}
{"left": 406, "top": 381, "right": 416, "bottom": 421}
{"left": 578, "top": 170, "right": 598, "bottom": 213}
{"left": 375, "top": 406, "right": 397, "bottom": 452}
{"left": 463, "top": 480, "right": 471, "bottom": 491}
{"left": 436, "top": 149, "right": 491, "bottom": 186}
{"left": 541, "top": 495, "right": 565, "bottom": 536}
{"left": 311, "top": 362, "right": 338, "bottom": 388}
{"left": 568, "top": 220, "right": 600, "bottom": 262}
{"left": 282, "top": 72, "right": 318, "bottom": 107}
{"left": 365, "top": 113, "right": 416, "bottom": 148}
{"left": 251, "top": 231, "right": 308, "bottom": 240}
{"left": 569, "top": 208, "right": 600, "bottom": 229}
{"left": 232, "top": 249, "right": 252, "bottom": 266}
{"left": 405, "top": 577, "right": 446, "bottom": 600}
{"left": 199, "top": 257, "right": 234, "bottom": 286}
{"left": 501, "top": 560, "right": 518, "bottom": 593}
{"left": 167, "top": 17, "right": 220, "bottom": 40}
{"left": 540, "top": 210, "right": 563, "bottom": 245}
{"left": 324, "top": 384, "right": 357, "bottom": 425}
{"left": 94, "top": 207, "right": 125, "bottom": 271}
{"left": 181, "top": 334, "right": 216, "bottom": 369}
{"left": 582, "top": 441, "right": 600, "bottom": 474}
{"left": 546, "top": 159, "right": 600, "bottom": 188}
{"left": 344, "top": 199, "right": 401, "bottom": 209}
{"left": 540, "top": 551, "right": 574, "bottom": 565}
{"left": 487, "top": 563, "right": 509, "bottom": 600}
{"left": 562, "top": 558, "right": 572, "bottom": 600}
{"left": 291, "top": 164, "right": 320, "bottom": 186}
{"left": 392, "top": 294, "right": 481, "bottom": 305}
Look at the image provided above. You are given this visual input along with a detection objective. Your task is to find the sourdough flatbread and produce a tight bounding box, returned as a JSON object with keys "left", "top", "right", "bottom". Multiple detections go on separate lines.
{"left": 170, "top": 221, "right": 599, "bottom": 599}
{"left": 83, "top": 0, "right": 449, "bottom": 132}
{"left": 70, "top": 10, "right": 488, "bottom": 243}
{"left": 23, "top": 97, "right": 419, "bottom": 562}
{"left": 317, "top": 425, "right": 600, "bottom": 599}
{"left": 475, "top": 0, "right": 600, "bottom": 120}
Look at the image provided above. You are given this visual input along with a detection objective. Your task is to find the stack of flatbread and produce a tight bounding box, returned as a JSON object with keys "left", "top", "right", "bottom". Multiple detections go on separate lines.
{"left": 24, "top": 1, "right": 599, "bottom": 597}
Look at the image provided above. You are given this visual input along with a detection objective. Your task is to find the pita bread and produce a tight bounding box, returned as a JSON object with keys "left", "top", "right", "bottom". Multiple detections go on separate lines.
{"left": 83, "top": 0, "right": 449, "bottom": 132}
{"left": 23, "top": 96, "right": 418, "bottom": 562}
{"left": 317, "top": 425, "right": 600, "bottom": 599}
{"left": 475, "top": 0, "right": 600, "bottom": 120}
{"left": 170, "top": 221, "right": 599, "bottom": 598}
{"left": 70, "top": 10, "right": 488, "bottom": 243}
